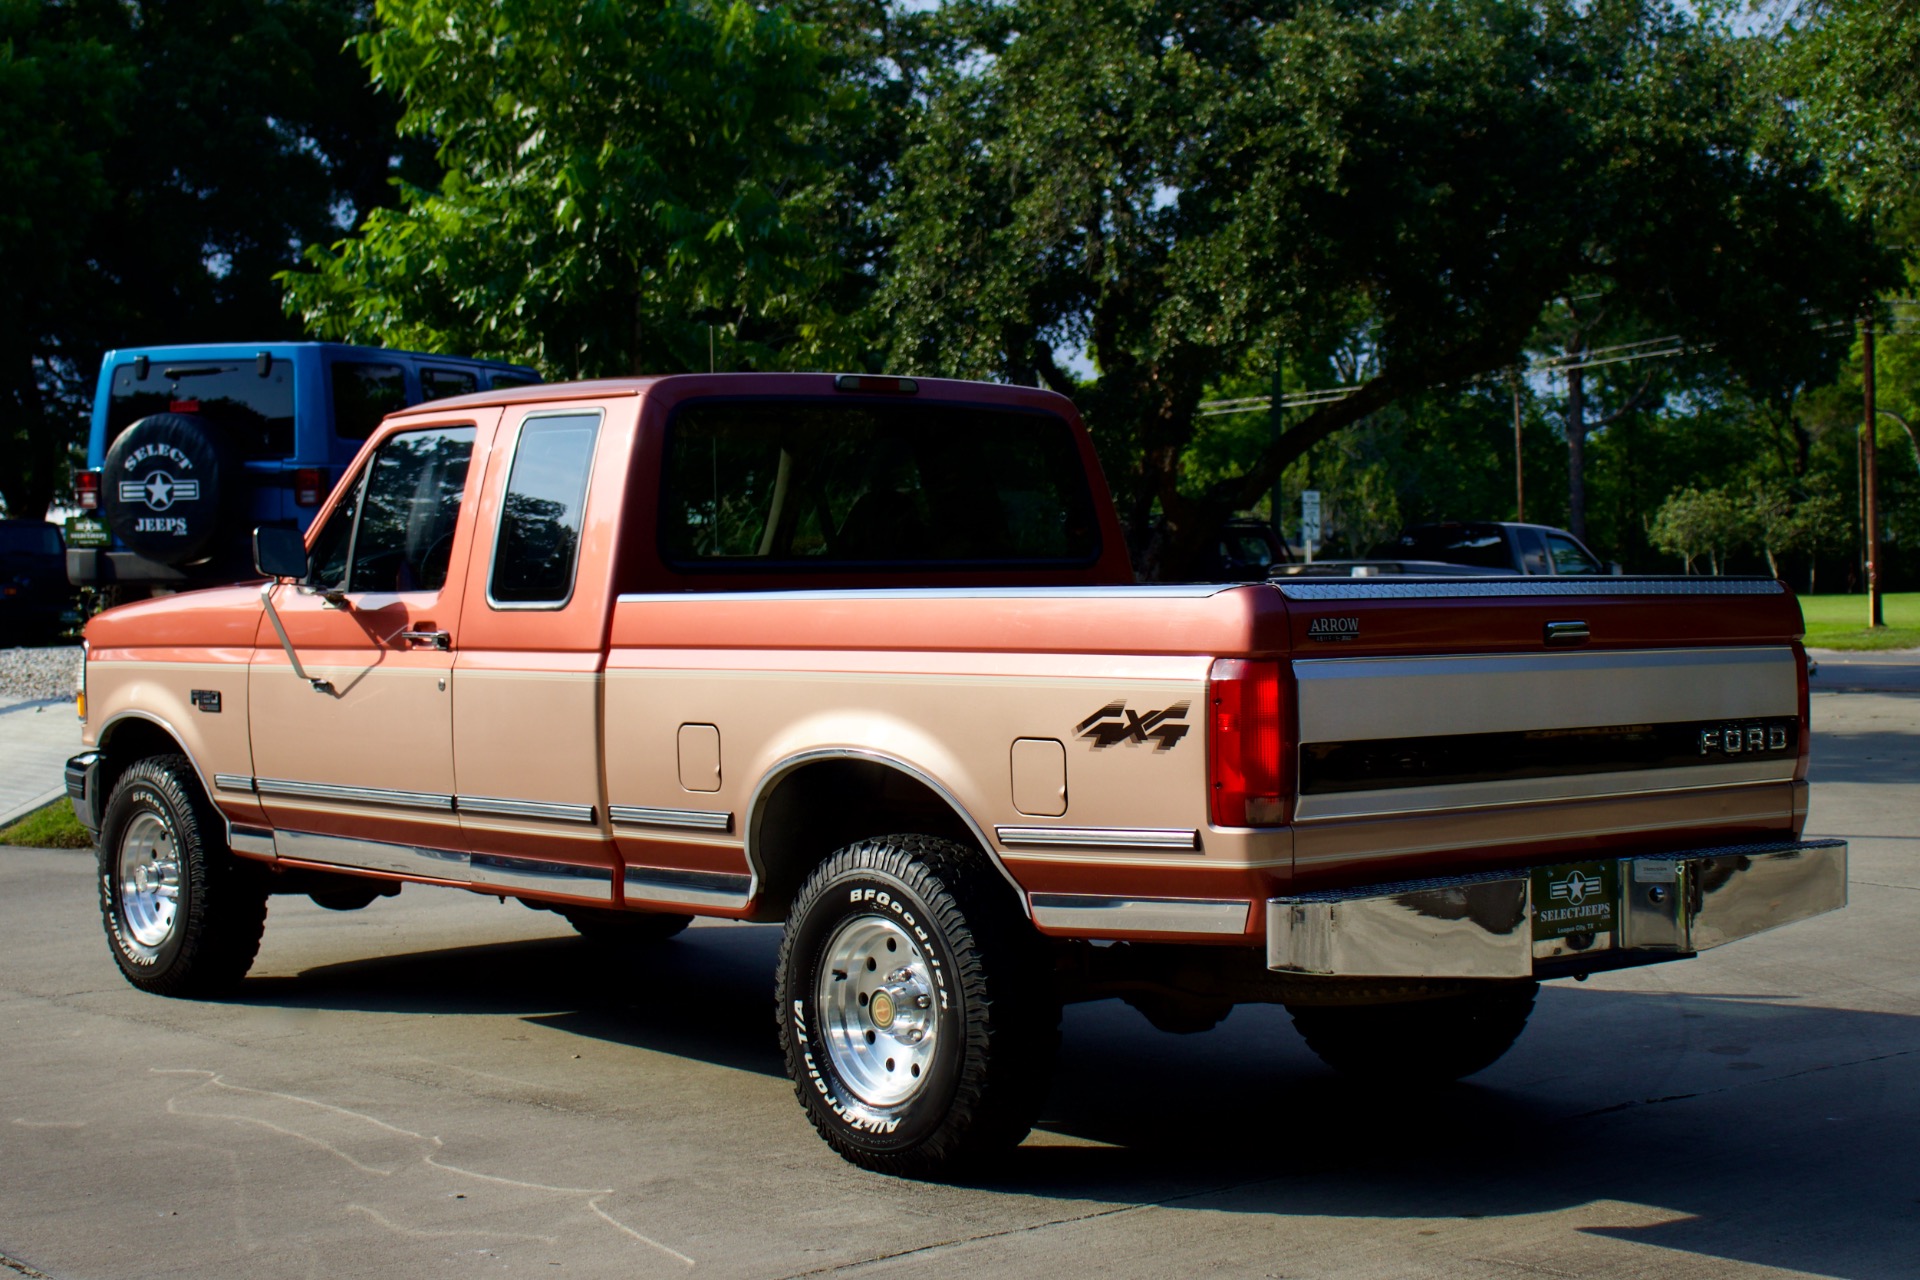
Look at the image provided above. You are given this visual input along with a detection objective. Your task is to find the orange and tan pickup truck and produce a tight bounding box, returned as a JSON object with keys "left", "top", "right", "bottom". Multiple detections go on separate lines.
{"left": 66, "top": 373, "right": 1846, "bottom": 1175}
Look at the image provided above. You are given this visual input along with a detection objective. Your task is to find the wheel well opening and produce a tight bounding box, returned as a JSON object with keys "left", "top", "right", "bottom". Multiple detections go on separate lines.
{"left": 97, "top": 718, "right": 190, "bottom": 802}
{"left": 750, "top": 759, "right": 980, "bottom": 921}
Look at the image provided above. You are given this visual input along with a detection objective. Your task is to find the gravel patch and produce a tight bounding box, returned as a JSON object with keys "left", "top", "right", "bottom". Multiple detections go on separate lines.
{"left": 0, "top": 646, "right": 82, "bottom": 703}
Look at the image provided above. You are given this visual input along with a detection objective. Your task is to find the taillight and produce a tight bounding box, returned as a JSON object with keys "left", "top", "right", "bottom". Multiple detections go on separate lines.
{"left": 294, "top": 467, "right": 327, "bottom": 507}
{"left": 1208, "top": 658, "right": 1287, "bottom": 827}
{"left": 76, "top": 470, "right": 100, "bottom": 511}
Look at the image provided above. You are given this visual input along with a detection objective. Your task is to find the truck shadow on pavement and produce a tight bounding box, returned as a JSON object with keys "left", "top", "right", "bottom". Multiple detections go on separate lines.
{"left": 235, "top": 927, "right": 1916, "bottom": 1280}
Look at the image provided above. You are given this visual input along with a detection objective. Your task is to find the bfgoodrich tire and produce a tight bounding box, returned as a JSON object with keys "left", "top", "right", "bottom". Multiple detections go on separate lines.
{"left": 97, "top": 755, "right": 268, "bottom": 996}
{"left": 1287, "top": 981, "right": 1539, "bottom": 1084}
{"left": 776, "top": 835, "right": 1058, "bottom": 1177}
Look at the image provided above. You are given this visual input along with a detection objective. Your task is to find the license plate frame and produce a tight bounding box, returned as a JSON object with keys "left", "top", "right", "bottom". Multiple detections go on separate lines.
{"left": 1531, "top": 859, "right": 1619, "bottom": 943}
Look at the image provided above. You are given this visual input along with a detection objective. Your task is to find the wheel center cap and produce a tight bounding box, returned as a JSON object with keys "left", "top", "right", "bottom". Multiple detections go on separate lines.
{"left": 869, "top": 989, "right": 897, "bottom": 1030}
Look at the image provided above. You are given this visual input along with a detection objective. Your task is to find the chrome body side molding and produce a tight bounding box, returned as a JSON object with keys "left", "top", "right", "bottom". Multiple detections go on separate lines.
{"left": 624, "top": 865, "right": 753, "bottom": 909}
{"left": 213, "top": 774, "right": 256, "bottom": 793}
{"left": 609, "top": 804, "right": 733, "bottom": 832}
{"left": 997, "top": 825, "right": 1201, "bottom": 851}
{"left": 255, "top": 777, "right": 455, "bottom": 812}
{"left": 470, "top": 853, "right": 612, "bottom": 901}
{"left": 1029, "top": 894, "right": 1250, "bottom": 935}
{"left": 458, "top": 795, "right": 597, "bottom": 825}
{"left": 226, "top": 824, "right": 277, "bottom": 857}
{"left": 274, "top": 829, "right": 469, "bottom": 879}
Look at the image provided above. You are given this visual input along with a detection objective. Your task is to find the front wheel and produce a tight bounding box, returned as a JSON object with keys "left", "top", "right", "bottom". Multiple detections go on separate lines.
{"left": 97, "top": 755, "right": 268, "bottom": 996}
{"left": 776, "top": 835, "right": 1058, "bottom": 1177}
{"left": 1287, "top": 981, "right": 1539, "bottom": 1084}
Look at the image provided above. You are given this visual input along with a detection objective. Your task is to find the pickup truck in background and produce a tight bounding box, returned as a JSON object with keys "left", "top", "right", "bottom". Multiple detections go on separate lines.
{"left": 66, "top": 374, "right": 1845, "bottom": 1176}
{"left": 1275, "top": 520, "right": 1616, "bottom": 579}
{"left": 66, "top": 342, "right": 538, "bottom": 599}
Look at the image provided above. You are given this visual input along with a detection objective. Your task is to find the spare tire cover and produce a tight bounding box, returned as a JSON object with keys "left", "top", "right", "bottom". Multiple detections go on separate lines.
{"left": 101, "top": 413, "right": 239, "bottom": 565}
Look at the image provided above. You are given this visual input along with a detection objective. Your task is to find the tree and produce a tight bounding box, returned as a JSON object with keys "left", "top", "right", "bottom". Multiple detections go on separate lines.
{"left": 1649, "top": 486, "right": 1750, "bottom": 574}
{"left": 0, "top": 0, "right": 417, "bottom": 521}
{"left": 283, "top": 0, "right": 865, "bottom": 378}
{"left": 875, "top": 0, "right": 1888, "bottom": 576}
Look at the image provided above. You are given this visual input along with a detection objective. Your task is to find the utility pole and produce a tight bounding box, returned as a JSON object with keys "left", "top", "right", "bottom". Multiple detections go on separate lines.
{"left": 1863, "top": 313, "right": 1883, "bottom": 628}
{"left": 1512, "top": 370, "right": 1525, "bottom": 521}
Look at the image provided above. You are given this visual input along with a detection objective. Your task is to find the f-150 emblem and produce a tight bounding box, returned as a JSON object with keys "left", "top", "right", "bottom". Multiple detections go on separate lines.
{"left": 1077, "top": 701, "right": 1190, "bottom": 751}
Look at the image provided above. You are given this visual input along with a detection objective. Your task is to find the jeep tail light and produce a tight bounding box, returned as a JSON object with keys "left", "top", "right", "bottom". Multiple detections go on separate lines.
{"left": 295, "top": 467, "right": 328, "bottom": 507}
{"left": 1208, "top": 658, "right": 1287, "bottom": 827}
{"left": 76, "top": 470, "right": 100, "bottom": 511}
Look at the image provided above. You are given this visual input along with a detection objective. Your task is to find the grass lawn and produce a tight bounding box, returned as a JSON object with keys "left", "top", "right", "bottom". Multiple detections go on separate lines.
{"left": 0, "top": 801, "right": 93, "bottom": 849}
{"left": 1798, "top": 592, "right": 1920, "bottom": 651}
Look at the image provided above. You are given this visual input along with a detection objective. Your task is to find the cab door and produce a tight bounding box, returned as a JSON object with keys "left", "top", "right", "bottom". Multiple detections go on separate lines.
{"left": 248, "top": 413, "right": 498, "bottom": 876}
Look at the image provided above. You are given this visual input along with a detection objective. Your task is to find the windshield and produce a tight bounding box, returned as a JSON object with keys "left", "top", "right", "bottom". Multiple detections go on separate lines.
{"left": 109, "top": 359, "right": 294, "bottom": 460}
{"left": 0, "top": 524, "right": 62, "bottom": 555}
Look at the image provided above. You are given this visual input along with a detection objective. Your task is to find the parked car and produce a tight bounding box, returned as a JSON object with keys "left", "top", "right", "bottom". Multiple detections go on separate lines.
{"left": 66, "top": 342, "right": 539, "bottom": 596}
{"left": 1194, "top": 516, "right": 1295, "bottom": 580}
{"left": 0, "top": 520, "right": 77, "bottom": 645}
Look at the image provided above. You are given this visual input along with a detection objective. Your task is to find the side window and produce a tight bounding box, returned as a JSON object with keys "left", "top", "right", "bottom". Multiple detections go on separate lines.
{"left": 1546, "top": 533, "right": 1602, "bottom": 575}
{"left": 305, "top": 426, "right": 476, "bottom": 592}
{"left": 1516, "top": 527, "right": 1550, "bottom": 574}
{"left": 421, "top": 368, "right": 478, "bottom": 401}
{"left": 489, "top": 412, "right": 601, "bottom": 607}
{"left": 331, "top": 362, "right": 409, "bottom": 440}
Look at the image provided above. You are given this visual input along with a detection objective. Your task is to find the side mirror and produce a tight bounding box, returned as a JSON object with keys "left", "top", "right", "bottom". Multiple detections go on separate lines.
{"left": 254, "top": 526, "right": 309, "bottom": 581}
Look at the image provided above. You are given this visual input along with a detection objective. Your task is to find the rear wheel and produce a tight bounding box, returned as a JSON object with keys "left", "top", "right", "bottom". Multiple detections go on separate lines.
{"left": 97, "top": 755, "right": 268, "bottom": 996}
{"left": 776, "top": 835, "right": 1058, "bottom": 1177}
{"left": 1287, "top": 981, "right": 1538, "bottom": 1084}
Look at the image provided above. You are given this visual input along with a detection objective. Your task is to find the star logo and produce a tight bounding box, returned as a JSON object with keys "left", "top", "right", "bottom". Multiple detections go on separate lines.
{"left": 143, "top": 472, "right": 177, "bottom": 510}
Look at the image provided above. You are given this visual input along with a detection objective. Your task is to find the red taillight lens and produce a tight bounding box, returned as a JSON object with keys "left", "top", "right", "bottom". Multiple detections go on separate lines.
{"left": 76, "top": 470, "right": 100, "bottom": 511}
{"left": 295, "top": 467, "right": 327, "bottom": 506}
{"left": 1208, "top": 658, "right": 1287, "bottom": 827}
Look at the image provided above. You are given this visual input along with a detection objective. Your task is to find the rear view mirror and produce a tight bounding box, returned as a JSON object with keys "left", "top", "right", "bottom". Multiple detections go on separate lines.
{"left": 254, "top": 526, "right": 309, "bottom": 580}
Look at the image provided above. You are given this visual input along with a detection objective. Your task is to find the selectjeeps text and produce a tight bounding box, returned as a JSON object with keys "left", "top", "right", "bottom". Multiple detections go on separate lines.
{"left": 66, "top": 373, "right": 1846, "bottom": 1175}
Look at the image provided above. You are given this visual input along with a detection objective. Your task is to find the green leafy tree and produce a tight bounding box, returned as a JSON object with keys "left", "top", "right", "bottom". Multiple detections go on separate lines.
{"left": 284, "top": 0, "right": 865, "bottom": 378}
{"left": 876, "top": 0, "right": 1886, "bottom": 576}
{"left": 0, "top": 0, "right": 417, "bottom": 521}
{"left": 1649, "top": 485, "right": 1751, "bottom": 574}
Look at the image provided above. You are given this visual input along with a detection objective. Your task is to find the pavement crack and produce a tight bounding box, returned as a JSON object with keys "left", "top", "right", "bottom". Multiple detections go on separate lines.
{"left": 1565, "top": 1043, "right": 1920, "bottom": 1122}
{"left": 1850, "top": 878, "right": 1920, "bottom": 891}
{"left": 0, "top": 1251, "right": 52, "bottom": 1279}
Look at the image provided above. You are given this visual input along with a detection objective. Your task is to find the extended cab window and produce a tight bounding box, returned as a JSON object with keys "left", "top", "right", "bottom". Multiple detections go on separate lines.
{"left": 305, "top": 426, "right": 475, "bottom": 592}
{"left": 661, "top": 401, "right": 1100, "bottom": 567}
{"left": 489, "top": 412, "right": 601, "bottom": 606}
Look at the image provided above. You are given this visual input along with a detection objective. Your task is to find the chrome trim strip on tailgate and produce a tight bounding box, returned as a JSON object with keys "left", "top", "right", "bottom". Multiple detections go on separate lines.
{"left": 1030, "top": 894, "right": 1249, "bottom": 935}
{"left": 997, "top": 826, "right": 1200, "bottom": 851}
{"left": 609, "top": 804, "right": 733, "bottom": 832}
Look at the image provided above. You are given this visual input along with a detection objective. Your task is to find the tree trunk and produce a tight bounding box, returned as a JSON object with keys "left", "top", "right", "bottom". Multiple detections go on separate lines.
{"left": 1565, "top": 363, "right": 1588, "bottom": 541}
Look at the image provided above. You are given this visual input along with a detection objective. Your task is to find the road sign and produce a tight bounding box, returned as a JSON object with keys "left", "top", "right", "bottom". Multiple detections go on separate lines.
{"left": 1301, "top": 490, "right": 1322, "bottom": 553}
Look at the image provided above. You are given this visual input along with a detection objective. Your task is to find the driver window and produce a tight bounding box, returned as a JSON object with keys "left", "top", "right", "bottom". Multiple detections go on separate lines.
{"left": 305, "top": 426, "right": 476, "bottom": 592}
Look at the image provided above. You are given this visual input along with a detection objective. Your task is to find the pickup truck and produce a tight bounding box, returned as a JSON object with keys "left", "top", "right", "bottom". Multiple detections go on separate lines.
{"left": 65, "top": 373, "right": 1846, "bottom": 1176}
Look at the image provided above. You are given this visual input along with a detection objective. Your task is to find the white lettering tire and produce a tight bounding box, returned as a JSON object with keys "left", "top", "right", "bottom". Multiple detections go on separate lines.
{"left": 776, "top": 836, "right": 1058, "bottom": 1177}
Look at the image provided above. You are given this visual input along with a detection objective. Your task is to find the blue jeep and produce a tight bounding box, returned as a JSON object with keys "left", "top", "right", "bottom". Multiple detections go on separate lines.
{"left": 67, "top": 342, "right": 538, "bottom": 594}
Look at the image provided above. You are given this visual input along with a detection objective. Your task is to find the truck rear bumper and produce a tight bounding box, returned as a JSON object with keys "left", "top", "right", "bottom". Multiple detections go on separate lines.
{"left": 1267, "top": 839, "right": 1847, "bottom": 979}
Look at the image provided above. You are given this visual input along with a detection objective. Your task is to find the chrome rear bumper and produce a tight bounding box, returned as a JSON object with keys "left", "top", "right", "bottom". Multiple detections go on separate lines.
{"left": 1268, "top": 839, "right": 1847, "bottom": 979}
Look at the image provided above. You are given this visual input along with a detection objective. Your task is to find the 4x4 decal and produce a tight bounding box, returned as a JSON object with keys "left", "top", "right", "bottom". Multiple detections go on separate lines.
{"left": 1076, "top": 701, "right": 1190, "bottom": 751}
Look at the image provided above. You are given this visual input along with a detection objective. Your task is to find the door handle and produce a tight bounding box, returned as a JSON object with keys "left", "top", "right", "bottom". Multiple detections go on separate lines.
{"left": 398, "top": 629, "right": 452, "bottom": 650}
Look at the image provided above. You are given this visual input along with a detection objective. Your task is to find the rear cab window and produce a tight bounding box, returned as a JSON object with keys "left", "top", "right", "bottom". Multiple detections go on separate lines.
{"left": 489, "top": 412, "right": 603, "bottom": 608}
{"left": 658, "top": 400, "right": 1101, "bottom": 570}
{"left": 108, "top": 358, "right": 294, "bottom": 460}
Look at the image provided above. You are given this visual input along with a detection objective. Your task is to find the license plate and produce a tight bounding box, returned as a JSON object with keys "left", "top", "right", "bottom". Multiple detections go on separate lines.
{"left": 65, "top": 515, "right": 111, "bottom": 549}
{"left": 1531, "top": 860, "right": 1618, "bottom": 942}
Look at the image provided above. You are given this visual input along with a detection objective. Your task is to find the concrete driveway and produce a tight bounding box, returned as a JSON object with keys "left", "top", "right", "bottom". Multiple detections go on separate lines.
{"left": 0, "top": 679, "right": 1913, "bottom": 1279}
